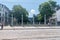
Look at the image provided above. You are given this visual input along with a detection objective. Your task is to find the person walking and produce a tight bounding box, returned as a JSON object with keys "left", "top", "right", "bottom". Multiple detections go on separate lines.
{"left": 0, "top": 23, "right": 3, "bottom": 30}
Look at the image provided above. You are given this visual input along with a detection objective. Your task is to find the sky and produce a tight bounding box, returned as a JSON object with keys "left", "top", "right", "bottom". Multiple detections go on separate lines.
{"left": 0, "top": 0, "right": 60, "bottom": 17}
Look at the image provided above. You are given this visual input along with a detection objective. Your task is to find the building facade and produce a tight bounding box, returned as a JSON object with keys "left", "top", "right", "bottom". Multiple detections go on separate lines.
{"left": 0, "top": 4, "right": 10, "bottom": 25}
{"left": 49, "top": 9, "right": 60, "bottom": 25}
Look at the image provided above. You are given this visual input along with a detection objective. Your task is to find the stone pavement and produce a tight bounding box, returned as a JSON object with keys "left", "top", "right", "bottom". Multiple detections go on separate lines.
{"left": 0, "top": 26, "right": 60, "bottom": 40}
{"left": 1, "top": 26, "right": 60, "bottom": 30}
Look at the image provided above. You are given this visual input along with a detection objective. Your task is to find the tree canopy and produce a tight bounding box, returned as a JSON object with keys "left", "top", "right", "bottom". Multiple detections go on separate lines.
{"left": 12, "top": 5, "right": 28, "bottom": 24}
{"left": 38, "top": 0, "right": 60, "bottom": 23}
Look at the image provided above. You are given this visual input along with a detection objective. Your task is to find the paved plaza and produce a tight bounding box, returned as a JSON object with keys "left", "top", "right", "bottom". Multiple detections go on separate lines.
{"left": 0, "top": 26, "right": 60, "bottom": 40}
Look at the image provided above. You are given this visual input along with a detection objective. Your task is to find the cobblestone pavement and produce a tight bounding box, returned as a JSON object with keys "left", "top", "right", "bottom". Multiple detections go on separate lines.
{"left": 0, "top": 26, "right": 60, "bottom": 40}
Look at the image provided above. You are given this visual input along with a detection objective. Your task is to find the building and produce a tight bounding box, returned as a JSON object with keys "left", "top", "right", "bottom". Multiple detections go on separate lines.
{"left": 49, "top": 9, "right": 60, "bottom": 25}
{"left": 0, "top": 4, "right": 10, "bottom": 25}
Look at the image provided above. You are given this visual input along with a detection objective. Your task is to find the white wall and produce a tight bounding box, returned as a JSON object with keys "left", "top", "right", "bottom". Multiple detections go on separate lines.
{"left": 56, "top": 10, "right": 60, "bottom": 21}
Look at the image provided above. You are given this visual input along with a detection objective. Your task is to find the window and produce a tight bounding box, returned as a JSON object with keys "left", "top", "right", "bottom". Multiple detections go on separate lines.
{"left": 0, "top": 13, "right": 1, "bottom": 16}
{"left": 0, "top": 7, "right": 2, "bottom": 11}
{"left": 5, "top": 12, "right": 7, "bottom": 16}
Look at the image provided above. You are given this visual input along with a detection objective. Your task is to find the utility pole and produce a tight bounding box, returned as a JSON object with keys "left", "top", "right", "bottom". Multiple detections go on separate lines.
{"left": 44, "top": 15, "right": 46, "bottom": 25}
{"left": 22, "top": 14, "right": 23, "bottom": 27}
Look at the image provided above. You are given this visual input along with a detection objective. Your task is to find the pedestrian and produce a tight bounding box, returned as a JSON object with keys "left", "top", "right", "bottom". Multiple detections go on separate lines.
{"left": 1, "top": 23, "right": 3, "bottom": 30}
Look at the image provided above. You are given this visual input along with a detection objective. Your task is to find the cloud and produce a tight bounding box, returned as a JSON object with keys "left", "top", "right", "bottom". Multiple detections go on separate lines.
{"left": 30, "top": 9, "right": 35, "bottom": 14}
{"left": 28, "top": 9, "right": 36, "bottom": 17}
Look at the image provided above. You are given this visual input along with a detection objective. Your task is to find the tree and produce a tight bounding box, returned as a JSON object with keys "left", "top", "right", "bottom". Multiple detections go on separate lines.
{"left": 37, "top": 14, "right": 42, "bottom": 24}
{"left": 48, "top": 0, "right": 60, "bottom": 10}
{"left": 38, "top": 0, "right": 60, "bottom": 23}
{"left": 12, "top": 5, "right": 28, "bottom": 24}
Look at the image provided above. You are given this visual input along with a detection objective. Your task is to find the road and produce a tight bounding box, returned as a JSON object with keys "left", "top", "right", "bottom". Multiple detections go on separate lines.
{"left": 0, "top": 26, "right": 60, "bottom": 40}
